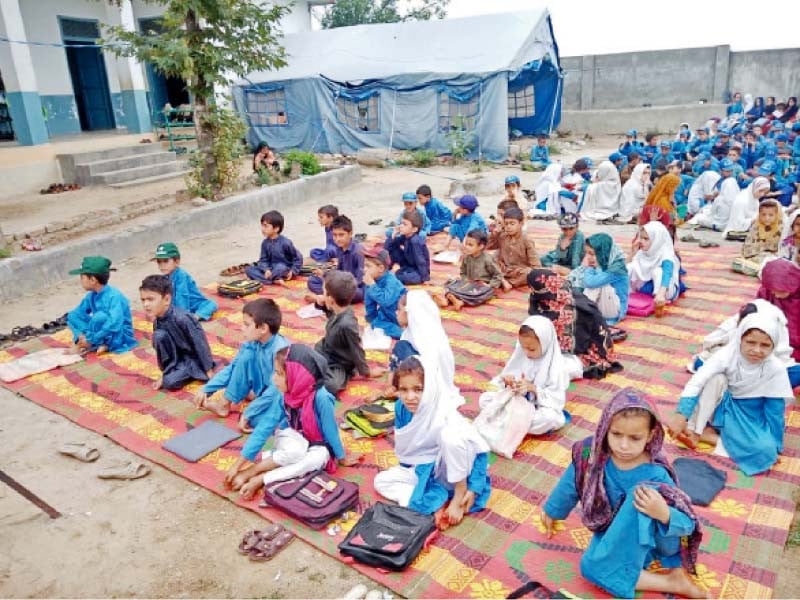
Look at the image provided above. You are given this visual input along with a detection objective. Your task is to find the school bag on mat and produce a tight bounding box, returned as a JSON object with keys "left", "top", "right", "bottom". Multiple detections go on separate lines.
{"left": 444, "top": 279, "right": 495, "bottom": 306}
{"left": 338, "top": 502, "right": 437, "bottom": 571}
{"left": 626, "top": 291, "right": 655, "bottom": 317}
{"left": 474, "top": 388, "right": 536, "bottom": 459}
{"left": 262, "top": 469, "right": 358, "bottom": 529}
{"left": 217, "top": 279, "right": 262, "bottom": 298}
{"left": 344, "top": 398, "right": 396, "bottom": 437}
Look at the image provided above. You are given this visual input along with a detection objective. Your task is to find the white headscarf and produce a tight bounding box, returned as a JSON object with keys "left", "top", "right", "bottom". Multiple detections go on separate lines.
{"left": 618, "top": 162, "right": 649, "bottom": 220}
{"left": 534, "top": 163, "right": 563, "bottom": 215}
{"left": 712, "top": 175, "right": 740, "bottom": 230}
{"left": 687, "top": 170, "right": 721, "bottom": 215}
{"left": 782, "top": 207, "right": 800, "bottom": 241}
{"left": 724, "top": 177, "right": 770, "bottom": 234}
{"left": 500, "top": 315, "right": 568, "bottom": 412}
{"left": 628, "top": 221, "right": 680, "bottom": 289}
{"left": 581, "top": 160, "right": 621, "bottom": 221}
{"left": 394, "top": 355, "right": 487, "bottom": 465}
{"left": 743, "top": 93, "right": 755, "bottom": 114}
{"left": 401, "top": 290, "right": 464, "bottom": 406}
{"left": 683, "top": 312, "right": 793, "bottom": 400}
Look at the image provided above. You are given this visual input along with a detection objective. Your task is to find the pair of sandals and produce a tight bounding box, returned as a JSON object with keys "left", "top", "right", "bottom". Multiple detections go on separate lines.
{"left": 238, "top": 524, "right": 294, "bottom": 562}
{"left": 220, "top": 263, "right": 256, "bottom": 277}
{"left": 1, "top": 313, "right": 69, "bottom": 344}
{"left": 59, "top": 442, "right": 151, "bottom": 480}
{"left": 680, "top": 233, "right": 720, "bottom": 248}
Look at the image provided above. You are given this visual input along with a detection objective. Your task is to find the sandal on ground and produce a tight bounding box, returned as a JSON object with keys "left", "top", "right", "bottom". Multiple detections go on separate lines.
{"left": 698, "top": 240, "right": 720, "bottom": 248}
{"left": 609, "top": 327, "right": 627, "bottom": 343}
{"left": 680, "top": 234, "right": 701, "bottom": 243}
{"left": 674, "top": 431, "right": 698, "bottom": 450}
{"left": 59, "top": 442, "right": 100, "bottom": 463}
{"left": 21, "top": 238, "right": 42, "bottom": 251}
{"left": 97, "top": 461, "right": 151, "bottom": 480}
{"left": 248, "top": 529, "right": 294, "bottom": 562}
{"left": 237, "top": 524, "right": 285, "bottom": 555}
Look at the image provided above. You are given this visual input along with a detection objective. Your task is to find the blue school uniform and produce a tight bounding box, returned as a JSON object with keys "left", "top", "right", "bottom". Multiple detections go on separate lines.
{"left": 675, "top": 173, "right": 695, "bottom": 208}
{"left": 423, "top": 197, "right": 452, "bottom": 233}
{"left": 365, "top": 271, "right": 406, "bottom": 339}
{"left": 169, "top": 267, "right": 217, "bottom": 321}
{"left": 544, "top": 460, "right": 695, "bottom": 599}
{"left": 238, "top": 384, "right": 345, "bottom": 463}
{"left": 581, "top": 268, "right": 629, "bottom": 324}
{"left": 67, "top": 285, "right": 137, "bottom": 353}
{"left": 394, "top": 400, "right": 491, "bottom": 515}
{"left": 642, "top": 144, "right": 659, "bottom": 164}
{"left": 246, "top": 235, "right": 303, "bottom": 284}
{"left": 530, "top": 144, "right": 551, "bottom": 166}
{"left": 385, "top": 232, "right": 431, "bottom": 285}
{"left": 310, "top": 226, "right": 336, "bottom": 262}
{"left": 741, "top": 142, "right": 763, "bottom": 169}
{"left": 307, "top": 240, "right": 366, "bottom": 303}
{"left": 636, "top": 260, "right": 683, "bottom": 300}
{"left": 202, "top": 334, "right": 289, "bottom": 435}
{"left": 449, "top": 211, "right": 487, "bottom": 242}
{"left": 387, "top": 206, "right": 431, "bottom": 240}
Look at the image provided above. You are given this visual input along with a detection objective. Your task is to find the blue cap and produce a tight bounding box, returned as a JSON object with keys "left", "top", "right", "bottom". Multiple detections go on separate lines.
{"left": 696, "top": 126, "right": 708, "bottom": 132}
{"left": 401, "top": 192, "right": 417, "bottom": 202}
{"left": 776, "top": 133, "right": 789, "bottom": 142}
{"left": 792, "top": 122, "right": 800, "bottom": 132}
{"left": 504, "top": 175, "right": 520, "bottom": 185}
{"left": 581, "top": 156, "right": 593, "bottom": 168}
{"left": 733, "top": 126, "right": 744, "bottom": 134}
{"left": 718, "top": 128, "right": 731, "bottom": 136}
{"left": 609, "top": 152, "right": 623, "bottom": 162}
{"left": 758, "top": 161, "right": 775, "bottom": 175}
{"left": 627, "top": 129, "right": 637, "bottom": 137}
{"left": 455, "top": 195, "right": 479, "bottom": 211}
{"left": 660, "top": 140, "right": 671, "bottom": 148}
{"left": 719, "top": 158, "right": 734, "bottom": 170}
{"left": 678, "top": 129, "right": 689, "bottom": 137}
{"left": 771, "top": 122, "right": 784, "bottom": 130}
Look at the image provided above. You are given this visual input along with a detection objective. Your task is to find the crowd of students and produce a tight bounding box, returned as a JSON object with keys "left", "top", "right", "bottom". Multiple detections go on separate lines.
{"left": 60, "top": 133, "right": 800, "bottom": 597}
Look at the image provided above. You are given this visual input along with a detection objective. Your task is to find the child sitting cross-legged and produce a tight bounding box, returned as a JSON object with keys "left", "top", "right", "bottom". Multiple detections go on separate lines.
{"left": 306, "top": 215, "right": 366, "bottom": 305}
{"left": 543, "top": 388, "right": 706, "bottom": 600}
{"left": 384, "top": 209, "right": 431, "bottom": 285}
{"left": 434, "top": 229, "right": 503, "bottom": 311}
{"left": 152, "top": 242, "right": 217, "bottom": 321}
{"left": 416, "top": 184, "right": 451, "bottom": 234}
{"left": 66, "top": 256, "right": 137, "bottom": 355}
{"left": 486, "top": 206, "right": 540, "bottom": 291}
{"left": 227, "top": 344, "right": 360, "bottom": 500}
{"left": 731, "top": 198, "right": 783, "bottom": 276}
{"left": 363, "top": 248, "right": 407, "bottom": 340}
{"left": 139, "top": 274, "right": 215, "bottom": 391}
{"left": 433, "top": 195, "right": 487, "bottom": 253}
{"left": 194, "top": 298, "right": 288, "bottom": 433}
{"left": 308, "top": 204, "right": 339, "bottom": 263}
{"left": 539, "top": 213, "right": 585, "bottom": 274}
{"left": 387, "top": 192, "right": 431, "bottom": 240}
{"left": 245, "top": 210, "right": 303, "bottom": 285}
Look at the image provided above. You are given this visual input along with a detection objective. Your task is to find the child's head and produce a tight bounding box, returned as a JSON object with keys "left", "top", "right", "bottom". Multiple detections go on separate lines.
{"left": 758, "top": 200, "right": 780, "bottom": 228}
{"left": 398, "top": 209, "right": 422, "bottom": 237}
{"left": 606, "top": 406, "right": 657, "bottom": 465}
{"left": 454, "top": 194, "right": 478, "bottom": 216}
{"left": 363, "top": 248, "right": 391, "bottom": 280}
{"left": 396, "top": 293, "right": 408, "bottom": 328}
{"left": 415, "top": 184, "right": 432, "bottom": 205}
{"left": 504, "top": 175, "right": 521, "bottom": 193}
{"left": 740, "top": 327, "right": 774, "bottom": 364}
{"left": 139, "top": 274, "right": 173, "bottom": 319}
{"left": 272, "top": 346, "right": 290, "bottom": 393}
{"left": 462, "top": 229, "right": 487, "bottom": 257}
{"left": 260, "top": 210, "right": 284, "bottom": 237}
{"left": 667, "top": 160, "right": 681, "bottom": 175}
{"left": 502, "top": 206, "right": 524, "bottom": 236}
{"left": 645, "top": 132, "right": 658, "bottom": 145}
{"left": 241, "top": 298, "right": 281, "bottom": 342}
{"left": 753, "top": 124, "right": 763, "bottom": 137}
{"left": 152, "top": 242, "right": 181, "bottom": 275}
{"left": 401, "top": 191, "right": 418, "bottom": 213}
{"left": 317, "top": 204, "right": 339, "bottom": 227}
{"left": 727, "top": 146, "right": 741, "bottom": 162}
{"left": 392, "top": 355, "right": 425, "bottom": 413}
{"left": 767, "top": 96, "right": 775, "bottom": 105}
{"left": 330, "top": 215, "right": 354, "bottom": 249}
{"left": 517, "top": 324, "right": 542, "bottom": 359}
{"left": 696, "top": 127, "right": 708, "bottom": 140}
{"left": 537, "top": 135, "right": 548, "bottom": 147}
{"left": 659, "top": 140, "right": 671, "bottom": 154}
{"left": 323, "top": 270, "right": 357, "bottom": 309}
{"left": 558, "top": 212, "right": 579, "bottom": 241}
{"left": 761, "top": 259, "right": 800, "bottom": 300}
{"left": 69, "top": 256, "right": 112, "bottom": 290}
{"left": 496, "top": 198, "right": 519, "bottom": 222}
{"left": 638, "top": 226, "right": 652, "bottom": 251}
{"left": 791, "top": 213, "right": 800, "bottom": 239}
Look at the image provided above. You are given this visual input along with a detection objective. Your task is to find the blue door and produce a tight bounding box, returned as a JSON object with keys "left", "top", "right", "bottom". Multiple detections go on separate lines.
{"left": 65, "top": 42, "right": 115, "bottom": 131}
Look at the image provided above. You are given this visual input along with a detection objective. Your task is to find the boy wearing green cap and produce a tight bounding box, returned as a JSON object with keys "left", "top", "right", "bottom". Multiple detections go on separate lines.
{"left": 152, "top": 242, "right": 217, "bottom": 320}
{"left": 66, "top": 256, "right": 137, "bottom": 355}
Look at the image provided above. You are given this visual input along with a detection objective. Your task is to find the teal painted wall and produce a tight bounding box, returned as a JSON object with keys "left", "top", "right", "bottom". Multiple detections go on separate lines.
{"left": 40, "top": 94, "right": 81, "bottom": 136}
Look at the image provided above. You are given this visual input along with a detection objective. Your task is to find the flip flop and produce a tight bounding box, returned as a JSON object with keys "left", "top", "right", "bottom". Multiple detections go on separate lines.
{"left": 674, "top": 431, "right": 698, "bottom": 450}
{"left": 698, "top": 240, "right": 720, "bottom": 248}
{"left": 248, "top": 529, "right": 294, "bottom": 562}
{"left": 97, "top": 461, "right": 151, "bottom": 480}
{"left": 237, "top": 524, "right": 285, "bottom": 555}
{"left": 680, "top": 234, "right": 701, "bottom": 243}
{"left": 59, "top": 442, "right": 100, "bottom": 463}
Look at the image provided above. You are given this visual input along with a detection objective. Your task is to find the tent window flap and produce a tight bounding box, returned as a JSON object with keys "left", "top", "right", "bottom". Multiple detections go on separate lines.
{"left": 438, "top": 92, "right": 478, "bottom": 132}
{"left": 335, "top": 94, "right": 380, "bottom": 133}
{"left": 508, "top": 84, "right": 535, "bottom": 118}
{"left": 245, "top": 88, "right": 288, "bottom": 127}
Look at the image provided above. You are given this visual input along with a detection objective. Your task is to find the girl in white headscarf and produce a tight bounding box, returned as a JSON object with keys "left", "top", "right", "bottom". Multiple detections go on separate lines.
{"left": 373, "top": 355, "right": 491, "bottom": 527}
{"left": 778, "top": 207, "right": 800, "bottom": 262}
{"left": 628, "top": 221, "right": 682, "bottom": 309}
{"left": 617, "top": 162, "right": 651, "bottom": 222}
{"left": 667, "top": 312, "right": 793, "bottom": 476}
{"left": 686, "top": 169, "right": 721, "bottom": 217}
{"left": 478, "top": 315, "right": 569, "bottom": 435}
{"left": 724, "top": 176, "right": 771, "bottom": 235}
{"left": 533, "top": 163, "right": 565, "bottom": 216}
{"left": 580, "top": 161, "right": 622, "bottom": 222}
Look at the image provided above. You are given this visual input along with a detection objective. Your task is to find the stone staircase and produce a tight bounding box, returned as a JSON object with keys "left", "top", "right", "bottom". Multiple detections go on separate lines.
{"left": 57, "top": 144, "right": 189, "bottom": 188}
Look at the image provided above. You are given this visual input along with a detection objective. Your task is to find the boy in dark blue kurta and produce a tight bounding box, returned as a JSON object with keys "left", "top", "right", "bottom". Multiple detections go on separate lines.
{"left": 245, "top": 210, "right": 303, "bottom": 285}
{"left": 67, "top": 256, "right": 137, "bottom": 355}
{"left": 385, "top": 209, "right": 431, "bottom": 285}
{"left": 309, "top": 204, "right": 339, "bottom": 263}
{"left": 363, "top": 248, "right": 407, "bottom": 340}
{"left": 306, "top": 214, "right": 365, "bottom": 304}
{"left": 152, "top": 242, "right": 217, "bottom": 320}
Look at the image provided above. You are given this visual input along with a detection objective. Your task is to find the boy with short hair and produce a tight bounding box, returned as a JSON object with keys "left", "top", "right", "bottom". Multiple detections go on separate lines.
{"left": 416, "top": 184, "right": 451, "bottom": 234}
{"left": 363, "top": 248, "right": 407, "bottom": 339}
{"left": 152, "top": 242, "right": 217, "bottom": 321}
{"left": 316, "top": 271, "right": 383, "bottom": 392}
{"left": 435, "top": 230, "right": 503, "bottom": 311}
{"left": 194, "top": 298, "right": 288, "bottom": 434}
{"left": 491, "top": 198, "right": 520, "bottom": 233}
{"left": 66, "top": 256, "right": 137, "bottom": 355}
{"left": 643, "top": 133, "right": 659, "bottom": 164}
{"left": 139, "top": 274, "right": 214, "bottom": 390}
{"left": 385, "top": 209, "right": 431, "bottom": 285}
{"left": 245, "top": 210, "right": 303, "bottom": 285}
{"left": 309, "top": 204, "right": 339, "bottom": 263}
{"left": 387, "top": 192, "right": 431, "bottom": 239}
{"left": 529, "top": 135, "right": 551, "bottom": 169}
{"left": 435, "top": 194, "right": 487, "bottom": 252}
{"left": 503, "top": 175, "right": 524, "bottom": 203}
{"left": 306, "top": 214, "right": 365, "bottom": 304}
{"left": 487, "top": 206, "right": 541, "bottom": 290}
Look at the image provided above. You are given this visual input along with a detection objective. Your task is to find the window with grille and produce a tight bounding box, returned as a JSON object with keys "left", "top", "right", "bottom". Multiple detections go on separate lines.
{"left": 438, "top": 92, "right": 478, "bottom": 133}
{"left": 244, "top": 88, "right": 288, "bottom": 127}
{"left": 335, "top": 94, "right": 379, "bottom": 133}
{"left": 508, "top": 84, "right": 535, "bottom": 118}
{"left": 60, "top": 18, "right": 100, "bottom": 40}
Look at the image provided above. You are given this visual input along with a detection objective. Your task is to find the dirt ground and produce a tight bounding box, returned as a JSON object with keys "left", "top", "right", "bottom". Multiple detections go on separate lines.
{"left": 1, "top": 134, "right": 798, "bottom": 598}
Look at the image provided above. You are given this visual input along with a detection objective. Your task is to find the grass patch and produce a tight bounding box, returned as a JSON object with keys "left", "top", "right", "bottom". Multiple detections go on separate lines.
{"left": 0, "top": 246, "right": 11, "bottom": 259}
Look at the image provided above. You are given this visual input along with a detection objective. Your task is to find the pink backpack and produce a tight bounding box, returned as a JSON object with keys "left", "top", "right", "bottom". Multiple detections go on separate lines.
{"left": 627, "top": 291, "right": 655, "bottom": 317}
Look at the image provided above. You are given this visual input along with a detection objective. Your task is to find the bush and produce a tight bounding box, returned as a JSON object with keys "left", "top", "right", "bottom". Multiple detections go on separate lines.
{"left": 282, "top": 150, "right": 322, "bottom": 176}
{"left": 548, "top": 143, "right": 561, "bottom": 155}
{"left": 410, "top": 149, "right": 436, "bottom": 167}
{"left": 185, "top": 106, "right": 247, "bottom": 200}
{"left": 446, "top": 117, "right": 475, "bottom": 164}
{"left": 255, "top": 166, "right": 272, "bottom": 186}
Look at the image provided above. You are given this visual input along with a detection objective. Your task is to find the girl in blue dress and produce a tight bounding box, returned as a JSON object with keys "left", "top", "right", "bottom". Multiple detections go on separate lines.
{"left": 543, "top": 388, "right": 705, "bottom": 599}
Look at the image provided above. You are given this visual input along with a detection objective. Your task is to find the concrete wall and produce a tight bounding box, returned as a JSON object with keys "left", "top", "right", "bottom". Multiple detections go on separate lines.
{"left": 729, "top": 49, "right": 800, "bottom": 102}
{"left": 560, "top": 103, "right": 727, "bottom": 136}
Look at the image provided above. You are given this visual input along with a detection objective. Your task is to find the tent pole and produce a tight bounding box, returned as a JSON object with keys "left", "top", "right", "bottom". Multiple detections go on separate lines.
{"left": 477, "top": 81, "right": 483, "bottom": 163}
{"left": 548, "top": 75, "right": 562, "bottom": 135}
{"left": 386, "top": 89, "right": 398, "bottom": 160}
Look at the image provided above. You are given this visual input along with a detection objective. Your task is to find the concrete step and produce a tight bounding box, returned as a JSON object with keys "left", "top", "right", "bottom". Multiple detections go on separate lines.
{"left": 75, "top": 151, "right": 177, "bottom": 180}
{"left": 58, "top": 143, "right": 162, "bottom": 165}
{"left": 95, "top": 161, "right": 187, "bottom": 185}
{"left": 109, "top": 168, "right": 190, "bottom": 188}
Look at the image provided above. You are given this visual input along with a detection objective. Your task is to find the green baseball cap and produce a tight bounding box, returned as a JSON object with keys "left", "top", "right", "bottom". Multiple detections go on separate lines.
{"left": 68, "top": 256, "right": 113, "bottom": 276}
{"left": 152, "top": 242, "right": 180, "bottom": 260}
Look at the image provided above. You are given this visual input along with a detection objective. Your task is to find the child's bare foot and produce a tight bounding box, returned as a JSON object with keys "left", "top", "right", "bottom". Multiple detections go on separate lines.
{"left": 202, "top": 396, "right": 231, "bottom": 418}
{"left": 666, "top": 568, "right": 710, "bottom": 599}
{"left": 432, "top": 292, "right": 449, "bottom": 308}
{"left": 65, "top": 345, "right": 84, "bottom": 356}
{"left": 230, "top": 471, "right": 251, "bottom": 491}
{"left": 238, "top": 413, "right": 253, "bottom": 433}
{"left": 303, "top": 293, "right": 318, "bottom": 304}
{"left": 239, "top": 476, "right": 264, "bottom": 500}
{"left": 152, "top": 378, "right": 163, "bottom": 391}
{"left": 96, "top": 345, "right": 108, "bottom": 355}
{"left": 665, "top": 413, "right": 688, "bottom": 437}
{"left": 699, "top": 426, "right": 719, "bottom": 445}
{"left": 446, "top": 293, "right": 464, "bottom": 311}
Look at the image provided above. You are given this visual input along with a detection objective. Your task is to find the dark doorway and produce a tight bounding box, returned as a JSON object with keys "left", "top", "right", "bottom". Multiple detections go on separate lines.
{"left": 139, "top": 17, "right": 190, "bottom": 117}
{"left": 64, "top": 41, "right": 115, "bottom": 131}
{"left": 0, "top": 72, "right": 14, "bottom": 141}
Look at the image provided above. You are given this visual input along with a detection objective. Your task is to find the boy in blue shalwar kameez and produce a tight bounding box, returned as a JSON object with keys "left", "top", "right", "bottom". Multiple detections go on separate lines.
{"left": 245, "top": 210, "right": 303, "bottom": 285}
{"left": 434, "top": 195, "right": 487, "bottom": 253}
{"left": 387, "top": 192, "right": 431, "bottom": 240}
{"left": 67, "top": 256, "right": 137, "bottom": 355}
{"left": 363, "top": 248, "right": 407, "bottom": 340}
{"left": 416, "top": 184, "right": 451, "bottom": 234}
{"left": 152, "top": 242, "right": 217, "bottom": 321}
{"left": 385, "top": 209, "right": 431, "bottom": 285}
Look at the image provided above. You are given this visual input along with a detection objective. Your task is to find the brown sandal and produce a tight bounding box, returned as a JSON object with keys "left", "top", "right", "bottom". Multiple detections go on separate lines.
{"left": 237, "top": 524, "right": 285, "bottom": 555}
{"left": 248, "top": 529, "right": 294, "bottom": 562}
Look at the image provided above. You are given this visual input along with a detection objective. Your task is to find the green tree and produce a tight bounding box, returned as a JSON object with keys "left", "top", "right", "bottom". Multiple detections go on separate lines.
{"left": 320, "top": 0, "right": 448, "bottom": 29}
{"left": 103, "top": 0, "right": 289, "bottom": 197}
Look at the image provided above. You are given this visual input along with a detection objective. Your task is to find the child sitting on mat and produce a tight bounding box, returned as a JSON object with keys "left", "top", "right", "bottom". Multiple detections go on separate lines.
{"left": 152, "top": 242, "right": 217, "bottom": 321}
{"left": 309, "top": 204, "right": 339, "bottom": 263}
{"left": 731, "top": 199, "right": 783, "bottom": 276}
{"left": 628, "top": 221, "right": 683, "bottom": 316}
{"left": 543, "top": 388, "right": 705, "bottom": 600}
{"left": 374, "top": 355, "right": 491, "bottom": 529}
{"left": 307, "top": 215, "right": 365, "bottom": 305}
{"left": 385, "top": 210, "right": 431, "bottom": 285}
{"left": 387, "top": 192, "right": 431, "bottom": 240}
{"left": 434, "top": 229, "right": 503, "bottom": 311}
{"left": 66, "top": 256, "right": 137, "bottom": 355}
{"left": 486, "top": 206, "right": 540, "bottom": 290}
{"left": 245, "top": 210, "right": 303, "bottom": 285}
{"left": 227, "top": 344, "right": 359, "bottom": 499}
{"left": 363, "top": 248, "right": 407, "bottom": 339}
{"left": 416, "top": 184, "right": 451, "bottom": 234}
{"left": 539, "top": 213, "right": 585, "bottom": 274}
{"left": 194, "top": 298, "right": 288, "bottom": 434}
{"left": 434, "top": 195, "right": 487, "bottom": 253}
{"left": 139, "top": 274, "right": 214, "bottom": 390}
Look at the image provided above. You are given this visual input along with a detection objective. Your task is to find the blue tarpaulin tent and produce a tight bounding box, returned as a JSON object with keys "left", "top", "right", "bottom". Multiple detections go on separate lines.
{"left": 232, "top": 10, "right": 562, "bottom": 162}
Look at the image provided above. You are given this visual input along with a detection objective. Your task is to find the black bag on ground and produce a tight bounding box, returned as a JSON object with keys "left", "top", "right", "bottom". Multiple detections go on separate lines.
{"left": 444, "top": 279, "right": 495, "bottom": 306}
{"left": 338, "top": 502, "right": 436, "bottom": 571}
{"left": 217, "top": 279, "right": 262, "bottom": 298}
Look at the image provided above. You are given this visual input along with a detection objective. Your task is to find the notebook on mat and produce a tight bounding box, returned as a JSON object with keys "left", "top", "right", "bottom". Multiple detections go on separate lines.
{"left": 162, "top": 421, "right": 241, "bottom": 462}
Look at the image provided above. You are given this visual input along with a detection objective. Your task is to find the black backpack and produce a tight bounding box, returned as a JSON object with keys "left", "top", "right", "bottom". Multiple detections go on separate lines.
{"left": 338, "top": 502, "right": 436, "bottom": 571}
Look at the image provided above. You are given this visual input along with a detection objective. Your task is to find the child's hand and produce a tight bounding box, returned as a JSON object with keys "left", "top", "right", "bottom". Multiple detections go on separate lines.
{"left": 665, "top": 412, "right": 688, "bottom": 436}
{"left": 263, "top": 269, "right": 272, "bottom": 280}
{"left": 633, "top": 486, "right": 670, "bottom": 524}
{"left": 312, "top": 267, "right": 323, "bottom": 277}
{"left": 542, "top": 513, "right": 557, "bottom": 538}
{"left": 193, "top": 390, "right": 208, "bottom": 409}
{"left": 501, "top": 279, "right": 513, "bottom": 292}
{"left": 363, "top": 272, "right": 375, "bottom": 286}
{"left": 96, "top": 345, "right": 108, "bottom": 356}
{"left": 501, "top": 375, "right": 516, "bottom": 388}
{"left": 285, "top": 271, "right": 293, "bottom": 281}
{"left": 655, "top": 289, "right": 667, "bottom": 306}
{"left": 369, "top": 366, "right": 386, "bottom": 379}
{"left": 152, "top": 377, "right": 163, "bottom": 391}
{"left": 510, "top": 378, "right": 534, "bottom": 396}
